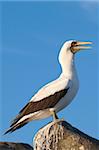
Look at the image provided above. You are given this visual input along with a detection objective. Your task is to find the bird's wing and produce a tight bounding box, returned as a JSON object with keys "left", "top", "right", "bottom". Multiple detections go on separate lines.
{"left": 31, "top": 77, "right": 72, "bottom": 102}
{"left": 9, "top": 77, "right": 72, "bottom": 129}
{"left": 5, "top": 78, "right": 72, "bottom": 134}
{"left": 4, "top": 77, "right": 72, "bottom": 134}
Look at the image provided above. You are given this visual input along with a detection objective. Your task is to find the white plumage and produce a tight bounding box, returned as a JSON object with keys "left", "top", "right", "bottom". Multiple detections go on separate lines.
{"left": 5, "top": 40, "right": 91, "bottom": 134}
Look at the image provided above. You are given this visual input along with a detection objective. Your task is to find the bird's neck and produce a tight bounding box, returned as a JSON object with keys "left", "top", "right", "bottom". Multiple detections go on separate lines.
{"left": 59, "top": 49, "right": 75, "bottom": 78}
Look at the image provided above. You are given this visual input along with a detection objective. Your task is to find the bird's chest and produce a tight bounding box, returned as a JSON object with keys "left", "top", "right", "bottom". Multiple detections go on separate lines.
{"left": 55, "top": 76, "right": 79, "bottom": 112}
{"left": 70, "top": 75, "right": 79, "bottom": 97}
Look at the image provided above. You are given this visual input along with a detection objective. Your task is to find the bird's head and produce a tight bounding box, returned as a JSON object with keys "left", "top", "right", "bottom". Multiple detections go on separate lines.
{"left": 59, "top": 40, "right": 92, "bottom": 70}
{"left": 63, "top": 40, "right": 92, "bottom": 54}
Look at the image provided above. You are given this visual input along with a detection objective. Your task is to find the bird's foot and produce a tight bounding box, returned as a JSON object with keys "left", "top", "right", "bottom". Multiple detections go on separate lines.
{"left": 52, "top": 111, "right": 59, "bottom": 121}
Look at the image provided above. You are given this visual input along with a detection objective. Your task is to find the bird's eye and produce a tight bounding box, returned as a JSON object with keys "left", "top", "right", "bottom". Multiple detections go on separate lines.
{"left": 70, "top": 41, "right": 77, "bottom": 53}
{"left": 71, "top": 41, "right": 77, "bottom": 46}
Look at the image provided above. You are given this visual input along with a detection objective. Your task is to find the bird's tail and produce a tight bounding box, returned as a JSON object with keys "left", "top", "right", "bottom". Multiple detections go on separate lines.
{"left": 4, "top": 117, "right": 32, "bottom": 135}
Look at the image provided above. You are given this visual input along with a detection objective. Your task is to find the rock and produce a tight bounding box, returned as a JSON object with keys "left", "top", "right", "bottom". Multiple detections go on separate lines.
{"left": 33, "top": 119, "right": 99, "bottom": 150}
{"left": 0, "top": 142, "right": 33, "bottom": 150}
{"left": 1, "top": 120, "right": 99, "bottom": 150}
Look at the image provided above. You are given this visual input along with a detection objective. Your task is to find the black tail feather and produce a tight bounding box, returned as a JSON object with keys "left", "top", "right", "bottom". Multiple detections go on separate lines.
{"left": 10, "top": 115, "right": 21, "bottom": 127}
{"left": 4, "top": 119, "right": 29, "bottom": 135}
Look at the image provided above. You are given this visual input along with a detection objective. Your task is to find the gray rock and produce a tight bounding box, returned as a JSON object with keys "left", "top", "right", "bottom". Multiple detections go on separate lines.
{"left": 33, "top": 119, "right": 99, "bottom": 150}
{"left": 0, "top": 142, "right": 33, "bottom": 150}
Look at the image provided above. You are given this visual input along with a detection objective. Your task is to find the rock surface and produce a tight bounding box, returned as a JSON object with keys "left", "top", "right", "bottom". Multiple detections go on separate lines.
{"left": 34, "top": 119, "right": 99, "bottom": 150}
{"left": 0, "top": 142, "right": 33, "bottom": 150}
{"left": 1, "top": 120, "right": 99, "bottom": 150}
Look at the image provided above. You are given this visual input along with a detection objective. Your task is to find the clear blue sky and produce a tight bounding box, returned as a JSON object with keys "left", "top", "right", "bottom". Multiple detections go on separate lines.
{"left": 0, "top": 1, "right": 98, "bottom": 145}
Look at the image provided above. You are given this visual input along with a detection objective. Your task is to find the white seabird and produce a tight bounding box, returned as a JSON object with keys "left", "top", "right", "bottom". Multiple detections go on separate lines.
{"left": 5, "top": 40, "right": 92, "bottom": 134}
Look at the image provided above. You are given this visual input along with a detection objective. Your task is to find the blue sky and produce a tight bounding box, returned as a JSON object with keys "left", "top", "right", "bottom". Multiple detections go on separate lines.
{"left": 0, "top": 1, "right": 98, "bottom": 145}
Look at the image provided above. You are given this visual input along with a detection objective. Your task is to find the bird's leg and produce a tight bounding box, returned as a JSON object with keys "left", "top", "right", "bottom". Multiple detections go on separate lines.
{"left": 52, "top": 111, "right": 58, "bottom": 121}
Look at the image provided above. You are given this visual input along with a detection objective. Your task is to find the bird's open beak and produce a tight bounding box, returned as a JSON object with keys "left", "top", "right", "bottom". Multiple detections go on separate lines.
{"left": 72, "top": 41, "right": 92, "bottom": 53}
